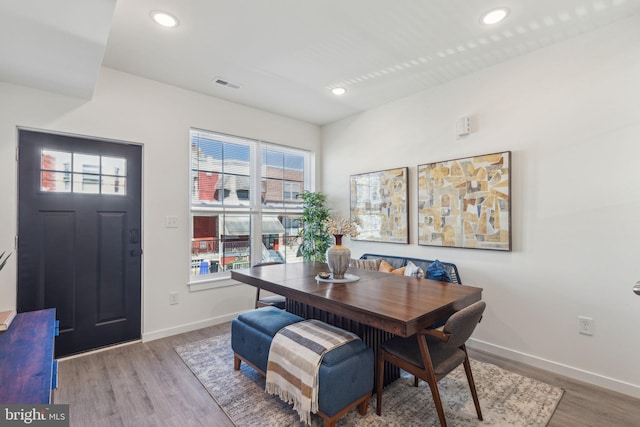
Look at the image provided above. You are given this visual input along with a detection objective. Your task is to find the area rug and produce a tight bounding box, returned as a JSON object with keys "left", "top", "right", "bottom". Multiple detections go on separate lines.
{"left": 175, "top": 333, "right": 563, "bottom": 426}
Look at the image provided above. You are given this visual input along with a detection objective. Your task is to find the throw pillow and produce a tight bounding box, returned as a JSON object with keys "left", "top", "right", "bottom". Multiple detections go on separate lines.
{"left": 391, "top": 266, "right": 406, "bottom": 275}
{"left": 378, "top": 259, "right": 394, "bottom": 273}
{"left": 425, "top": 260, "right": 452, "bottom": 282}
{"left": 350, "top": 258, "right": 382, "bottom": 271}
{"left": 404, "top": 261, "right": 425, "bottom": 278}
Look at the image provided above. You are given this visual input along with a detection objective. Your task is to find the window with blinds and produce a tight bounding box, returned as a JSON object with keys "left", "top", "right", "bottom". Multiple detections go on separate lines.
{"left": 189, "top": 129, "right": 311, "bottom": 282}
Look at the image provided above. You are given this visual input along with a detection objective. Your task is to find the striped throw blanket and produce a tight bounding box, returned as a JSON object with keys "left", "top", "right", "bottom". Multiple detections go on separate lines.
{"left": 265, "top": 319, "right": 358, "bottom": 425}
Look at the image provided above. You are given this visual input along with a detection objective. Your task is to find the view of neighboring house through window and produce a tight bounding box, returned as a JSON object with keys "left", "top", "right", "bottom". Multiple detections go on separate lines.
{"left": 40, "top": 149, "right": 127, "bottom": 195}
{"left": 190, "top": 129, "right": 310, "bottom": 280}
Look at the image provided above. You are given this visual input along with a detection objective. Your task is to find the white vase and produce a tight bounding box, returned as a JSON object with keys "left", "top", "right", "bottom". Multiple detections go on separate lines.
{"left": 326, "top": 234, "right": 350, "bottom": 279}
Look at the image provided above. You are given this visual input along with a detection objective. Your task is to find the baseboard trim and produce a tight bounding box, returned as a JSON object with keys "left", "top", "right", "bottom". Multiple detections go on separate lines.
{"left": 142, "top": 312, "right": 241, "bottom": 342}
{"left": 468, "top": 338, "right": 640, "bottom": 399}
{"left": 58, "top": 339, "right": 142, "bottom": 361}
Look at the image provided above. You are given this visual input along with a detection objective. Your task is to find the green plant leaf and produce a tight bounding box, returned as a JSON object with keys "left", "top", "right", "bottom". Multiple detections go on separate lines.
{"left": 0, "top": 251, "right": 11, "bottom": 272}
{"left": 298, "top": 191, "right": 332, "bottom": 262}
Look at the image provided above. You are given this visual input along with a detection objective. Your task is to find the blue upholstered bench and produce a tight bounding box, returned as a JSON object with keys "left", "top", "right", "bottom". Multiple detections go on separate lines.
{"left": 231, "top": 306, "right": 374, "bottom": 427}
{"left": 232, "top": 306, "right": 303, "bottom": 374}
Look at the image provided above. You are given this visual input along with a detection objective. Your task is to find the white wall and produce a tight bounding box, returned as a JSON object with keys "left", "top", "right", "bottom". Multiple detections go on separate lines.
{"left": 322, "top": 15, "right": 640, "bottom": 398}
{"left": 1, "top": 13, "right": 638, "bottom": 401}
{"left": 0, "top": 67, "right": 321, "bottom": 339}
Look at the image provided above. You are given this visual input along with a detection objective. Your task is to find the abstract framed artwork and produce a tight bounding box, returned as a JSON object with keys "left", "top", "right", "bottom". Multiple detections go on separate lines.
{"left": 350, "top": 167, "right": 409, "bottom": 244}
{"left": 417, "top": 151, "right": 511, "bottom": 251}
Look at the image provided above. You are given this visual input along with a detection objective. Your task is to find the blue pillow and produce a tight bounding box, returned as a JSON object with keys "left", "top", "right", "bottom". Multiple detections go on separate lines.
{"left": 426, "top": 260, "right": 452, "bottom": 283}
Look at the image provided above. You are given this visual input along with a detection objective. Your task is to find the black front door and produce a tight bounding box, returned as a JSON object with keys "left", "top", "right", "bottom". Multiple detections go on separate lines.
{"left": 17, "top": 129, "right": 142, "bottom": 357}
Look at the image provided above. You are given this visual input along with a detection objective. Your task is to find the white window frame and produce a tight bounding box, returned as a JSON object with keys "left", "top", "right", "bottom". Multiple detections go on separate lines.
{"left": 188, "top": 129, "right": 313, "bottom": 291}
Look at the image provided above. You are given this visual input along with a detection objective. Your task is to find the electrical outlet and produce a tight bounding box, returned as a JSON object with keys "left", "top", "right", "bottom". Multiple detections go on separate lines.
{"left": 578, "top": 316, "right": 593, "bottom": 336}
{"left": 169, "top": 291, "right": 179, "bottom": 305}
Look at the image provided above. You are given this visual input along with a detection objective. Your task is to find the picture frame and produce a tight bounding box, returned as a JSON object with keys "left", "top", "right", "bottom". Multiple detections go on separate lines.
{"left": 417, "top": 151, "right": 511, "bottom": 251}
{"left": 350, "top": 167, "right": 409, "bottom": 244}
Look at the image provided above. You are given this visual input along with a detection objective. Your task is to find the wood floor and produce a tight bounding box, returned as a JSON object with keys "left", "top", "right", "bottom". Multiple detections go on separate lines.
{"left": 56, "top": 322, "right": 640, "bottom": 427}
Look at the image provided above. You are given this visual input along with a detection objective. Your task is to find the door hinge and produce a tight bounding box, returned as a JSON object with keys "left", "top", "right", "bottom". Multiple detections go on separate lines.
{"left": 15, "top": 146, "right": 19, "bottom": 162}
{"left": 14, "top": 236, "right": 18, "bottom": 249}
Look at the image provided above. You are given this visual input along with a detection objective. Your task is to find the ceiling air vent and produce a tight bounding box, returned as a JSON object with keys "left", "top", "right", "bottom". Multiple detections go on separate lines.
{"left": 213, "top": 77, "right": 241, "bottom": 90}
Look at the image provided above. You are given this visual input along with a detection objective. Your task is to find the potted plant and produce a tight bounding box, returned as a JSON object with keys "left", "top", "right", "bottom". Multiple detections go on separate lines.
{"left": 298, "top": 191, "right": 332, "bottom": 262}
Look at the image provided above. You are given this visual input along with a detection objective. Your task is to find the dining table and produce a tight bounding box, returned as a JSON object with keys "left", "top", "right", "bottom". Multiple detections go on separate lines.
{"left": 231, "top": 261, "right": 483, "bottom": 384}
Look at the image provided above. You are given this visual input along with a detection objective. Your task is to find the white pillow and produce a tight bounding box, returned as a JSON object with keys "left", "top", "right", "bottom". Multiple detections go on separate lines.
{"left": 404, "top": 261, "right": 425, "bottom": 278}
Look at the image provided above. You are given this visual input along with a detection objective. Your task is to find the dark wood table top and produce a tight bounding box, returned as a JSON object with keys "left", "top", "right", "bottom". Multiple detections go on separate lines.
{"left": 231, "top": 261, "right": 483, "bottom": 337}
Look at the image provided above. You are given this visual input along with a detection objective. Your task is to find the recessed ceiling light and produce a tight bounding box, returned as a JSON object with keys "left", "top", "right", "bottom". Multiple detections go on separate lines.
{"left": 331, "top": 87, "right": 347, "bottom": 96}
{"left": 150, "top": 11, "right": 179, "bottom": 28}
{"left": 481, "top": 7, "right": 510, "bottom": 25}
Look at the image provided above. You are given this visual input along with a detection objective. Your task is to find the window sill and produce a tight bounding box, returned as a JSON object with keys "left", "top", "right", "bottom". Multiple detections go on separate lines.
{"left": 188, "top": 273, "right": 241, "bottom": 292}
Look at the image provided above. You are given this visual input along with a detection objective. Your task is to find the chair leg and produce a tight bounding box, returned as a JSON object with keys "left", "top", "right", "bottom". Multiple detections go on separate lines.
{"left": 418, "top": 336, "right": 448, "bottom": 427}
{"left": 424, "top": 376, "right": 448, "bottom": 427}
{"left": 414, "top": 376, "right": 419, "bottom": 387}
{"left": 254, "top": 288, "right": 261, "bottom": 309}
{"left": 462, "top": 347, "right": 483, "bottom": 421}
{"left": 376, "top": 348, "right": 385, "bottom": 416}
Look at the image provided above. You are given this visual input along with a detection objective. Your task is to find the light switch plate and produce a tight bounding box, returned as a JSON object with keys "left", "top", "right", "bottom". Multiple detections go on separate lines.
{"left": 165, "top": 216, "right": 178, "bottom": 228}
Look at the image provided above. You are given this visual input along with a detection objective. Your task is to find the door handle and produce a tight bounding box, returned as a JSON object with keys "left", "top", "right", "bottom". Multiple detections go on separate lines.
{"left": 130, "top": 249, "right": 143, "bottom": 257}
{"left": 634, "top": 281, "right": 640, "bottom": 296}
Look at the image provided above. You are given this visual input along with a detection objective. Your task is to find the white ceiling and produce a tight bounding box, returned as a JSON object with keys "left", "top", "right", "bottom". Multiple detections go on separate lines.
{"left": 0, "top": 0, "right": 115, "bottom": 99}
{"left": 2, "top": 1, "right": 639, "bottom": 125}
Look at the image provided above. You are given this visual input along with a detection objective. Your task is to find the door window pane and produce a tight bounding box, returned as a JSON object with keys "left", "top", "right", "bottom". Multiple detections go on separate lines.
{"left": 73, "top": 153, "right": 100, "bottom": 174}
{"left": 101, "top": 157, "right": 126, "bottom": 196}
{"left": 40, "top": 149, "right": 128, "bottom": 195}
{"left": 41, "top": 171, "right": 71, "bottom": 192}
{"left": 73, "top": 173, "right": 100, "bottom": 194}
{"left": 102, "top": 157, "right": 126, "bottom": 176}
{"left": 101, "top": 176, "right": 127, "bottom": 195}
{"left": 41, "top": 149, "right": 71, "bottom": 171}
{"left": 41, "top": 150, "right": 71, "bottom": 192}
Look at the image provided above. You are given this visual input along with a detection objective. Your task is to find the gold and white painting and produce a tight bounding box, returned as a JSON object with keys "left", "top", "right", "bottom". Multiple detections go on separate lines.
{"left": 417, "top": 151, "right": 511, "bottom": 251}
{"left": 350, "top": 167, "right": 408, "bottom": 244}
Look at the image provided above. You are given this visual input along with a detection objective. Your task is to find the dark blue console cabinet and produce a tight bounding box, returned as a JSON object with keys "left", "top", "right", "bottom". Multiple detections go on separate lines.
{"left": 0, "top": 308, "right": 58, "bottom": 404}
